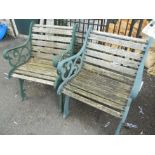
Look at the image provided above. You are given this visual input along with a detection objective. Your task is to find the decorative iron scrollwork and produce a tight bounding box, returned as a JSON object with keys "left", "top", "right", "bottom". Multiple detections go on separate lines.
{"left": 56, "top": 26, "right": 92, "bottom": 95}
{"left": 3, "top": 22, "right": 34, "bottom": 78}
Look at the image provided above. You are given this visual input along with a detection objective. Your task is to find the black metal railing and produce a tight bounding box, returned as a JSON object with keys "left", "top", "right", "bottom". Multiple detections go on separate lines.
{"left": 54, "top": 19, "right": 151, "bottom": 43}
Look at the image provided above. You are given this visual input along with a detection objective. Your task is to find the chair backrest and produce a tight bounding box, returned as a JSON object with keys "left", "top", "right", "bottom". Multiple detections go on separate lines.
{"left": 83, "top": 30, "right": 148, "bottom": 85}
{"left": 31, "top": 24, "right": 74, "bottom": 61}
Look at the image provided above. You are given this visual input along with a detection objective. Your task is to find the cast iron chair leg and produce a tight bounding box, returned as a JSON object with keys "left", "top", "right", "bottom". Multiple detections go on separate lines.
{"left": 115, "top": 98, "right": 132, "bottom": 135}
{"left": 59, "top": 94, "right": 64, "bottom": 113}
{"left": 63, "top": 95, "right": 70, "bottom": 119}
{"left": 18, "top": 78, "right": 26, "bottom": 101}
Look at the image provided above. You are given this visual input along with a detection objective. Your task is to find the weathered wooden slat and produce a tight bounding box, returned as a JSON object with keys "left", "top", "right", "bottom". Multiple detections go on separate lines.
{"left": 15, "top": 69, "right": 55, "bottom": 81}
{"left": 32, "top": 27, "right": 72, "bottom": 36}
{"left": 89, "top": 34, "right": 146, "bottom": 51}
{"left": 29, "top": 58, "right": 52, "bottom": 66}
{"left": 73, "top": 76, "right": 129, "bottom": 97}
{"left": 32, "top": 46, "right": 63, "bottom": 55}
{"left": 87, "top": 43, "right": 143, "bottom": 61}
{"left": 17, "top": 64, "right": 57, "bottom": 77}
{"left": 65, "top": 84, "right": 124, "bottom": 110}
{"left": 84, "top": 56, "right": 137, "bottom": 76}
{"left": 22, "top": 62, "right": 56, "bottom": 73}
{"left": 32, "top": 40, "right": 69, "bottom": 50}
{"left": 77, "top": 70, "right": 131, "bottom": 91}
{"left": 27, "top": 61, "right": 54, "bottom": 69}
{"left": 63, "top": 89, "right": 121, "bottom": 118}
{"left": 70, "top": 78, "right": 128, "bottom": 104}
{"left": 83, "top": 64, "right": 134, "bottom": 85}
{"left": 12, "top": 73, "right": 54, "bottom": 86}
{"left": 92, "top": 30, "right": 147, "bottom": 44}
{"left": 32, "top": 34, "right": 71, "bottom": 43}
{"left": 32, "top": 52, "right": 54, "bottom": 60}
{"left": 34, "top": 24, "right": 73, "bottom": 30}
{"left": 86, "top": 49, "right": 139, "bottom": 69}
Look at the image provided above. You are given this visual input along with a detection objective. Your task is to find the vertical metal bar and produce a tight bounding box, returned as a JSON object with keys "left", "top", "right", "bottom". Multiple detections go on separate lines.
{"left": 105, "top": 19, "right": 110, "bottom": 32}
{"left": 128, "top": 19, "right": 137, "bottom": 37}
{"left": 125, "top": 19, "right": 129, "bottom": 35}
{"left": 136, "top": 19, "right": 143, "bottom": 38}
{"left": 70, "top": 19, "right": 71, "bottom": 26}
{"left": 113, "top": 20, "right": 117, "bottom": 33}
{"left": 100, "top": 19, "right": 103, "bottom": 31}
{"left": 97, "top": 19, "right": 99, "bottom": 30}
{"left": 118, "top": 19, "right": 122, "bottom": 34}
{"left": 92, "top": 19, "right": 95, "bottom": 30}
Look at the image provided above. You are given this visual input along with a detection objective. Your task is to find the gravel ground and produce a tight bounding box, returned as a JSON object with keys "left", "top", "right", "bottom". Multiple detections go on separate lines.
{"left": 0, "top": 36, "right": 155, "bottom": 135}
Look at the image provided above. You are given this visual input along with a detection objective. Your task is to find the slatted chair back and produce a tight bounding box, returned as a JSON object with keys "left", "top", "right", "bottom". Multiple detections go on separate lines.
{"left": 83, "top": 30, "right": 148, "bottom": 85}
{"left": 31, "top": 24, "right": 74, "bottom": 61}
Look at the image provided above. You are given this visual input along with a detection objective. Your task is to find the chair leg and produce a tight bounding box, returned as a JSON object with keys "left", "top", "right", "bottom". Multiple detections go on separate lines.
{"left": 63, "top": 95, "right": 70, "bottom": 119}
{"left": 59, "top": 94, "right": 64, "bottom": 113}
{"left": 115, "top": 97, "right": 132, "bottom": 135}
{"left": 18, "top": 79, "right": 26, "bottom": 101}
{"left": 115, "top": 118, "right": 125, "bottom": 135}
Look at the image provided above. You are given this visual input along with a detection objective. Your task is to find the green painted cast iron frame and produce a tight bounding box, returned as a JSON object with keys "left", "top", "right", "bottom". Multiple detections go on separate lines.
{"left": 53, "top": 24, "right": 78, "bottom": 68}
{"left": 115, "top": 37, "right": 154, "bottom": 135}
{"left": 56, "top": 26, "right": 92, "bottom": 95}
{"left": 3, "top": 22, "right": 78, "bottom": 101}
{"left": 53, "top": 24, "right": 78, "bottom": 89}
{"left": 3, "top": 22, "right": 34, "bottom": 79}
{"left": 56, "top": 26, "right": 154, "bottom": 134}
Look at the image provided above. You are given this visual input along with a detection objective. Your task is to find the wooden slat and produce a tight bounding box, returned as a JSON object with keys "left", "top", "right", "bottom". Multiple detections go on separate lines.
{"left": 84, "top": 56, "right": 137, "bottom": 76}
{"left": 32, "top": 46, "right": 63, "bottom": 55}
{"left": 89, "top": 34, "right": 146, "bottom": 51}
{"left": 83, "top": 64, "right": 134, "bottom": 85}
{"left": 77, "top": 69, "right": 132, "bottom": 91}
{"left": 29, "top": 58, "right": 52, "bottom": 66}
{"left": 65, "top": 84, "right": 124, "bottom": 110}
{"left": 70, "top": 78, "right": 128, "bottom": 104}
{"left": 32, "top": 34, "right": 71, "bottom": 43}
{"left": 27, "top": 61, "right": 54, "bottom": 69}
{"left": 92, "top": 30, "right": 147, "bottom": 44}
{"left": 32, "top": 27, "right": 72, "bottom": 36}
{"left": 32, "top": 52, "right": 54, "bottom": 60}
{"left": 17, "top": 64, "right": 57, "bottom": 77}
{"left": 86, "top": 49, "right": 139, "bottom": 69}
{"left": 32, "top": 40, "right": 69, "bottom": 50}
{"left": 63, "top": 89, "right": 121, "bottom": 118}
{"left": 72, "top": 77, "right": 129, "bottom": 98}
{"left": 14, "top": 69, "right": 55, "bottom": 81}
{"left": 12, "top": 73, "right": 54, "bottom": 86}
{"left": 87, "top": 43, "right": 143, "bottom": 60}
{"left": 34, "top": 24, "right": 73, "bottom": 30}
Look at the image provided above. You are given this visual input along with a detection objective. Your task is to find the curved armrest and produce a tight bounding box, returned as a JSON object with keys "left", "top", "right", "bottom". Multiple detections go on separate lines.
{"left": 3, "top": 22, "right": 34, "bottom": 79}
{"left": 56, "top": 26, "right": 92, "bottom": 95}
{"left": 130, "top": 37, "right": 154, "bottom": 99}
{"left": 53, "top": 24, "right": 78, "bottom": 67}
{"left": 53, "top": 42, "right": 74, "bottom": 67}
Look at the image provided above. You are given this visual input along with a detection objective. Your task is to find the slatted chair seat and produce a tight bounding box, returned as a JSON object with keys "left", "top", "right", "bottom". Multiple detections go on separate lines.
{"left": 12, "top": 58, "right": 57, "bottom": 86}
{"left": 63, "top": 68, "right": 132, "bottom": 118}
{"left": 56, "top": 26, "right": 153, "bottom": 134}
{"left": 3, "top": 22, "right": 78, "bottom": 100}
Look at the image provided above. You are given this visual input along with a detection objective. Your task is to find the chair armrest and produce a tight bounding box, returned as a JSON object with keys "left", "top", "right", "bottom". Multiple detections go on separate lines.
{"left": 53, "top": 42, "right": 74, "bottom": 67}
{"left": 53, "top": 24, "right": 78, "bottom": 67}
{"left": 130, "top": 37, "right": 154, "bottom": 99}
{"left": 56, "top": 26, "right": 92, "bottom": 95}
{"left": 3, "top": 22, "right": 34, "bottom": 79}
